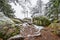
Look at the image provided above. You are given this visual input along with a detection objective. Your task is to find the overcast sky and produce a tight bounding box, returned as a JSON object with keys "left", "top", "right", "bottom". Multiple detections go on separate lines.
{"left": 10, "top": 0, "right": 49, "bottom": 19}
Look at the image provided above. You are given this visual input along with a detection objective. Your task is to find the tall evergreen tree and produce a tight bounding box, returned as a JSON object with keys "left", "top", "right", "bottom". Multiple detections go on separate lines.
{"left": 45, "top": 0, "right": 60, "bottom": 20}
{"left": 0, "top": 0, "right": 15, "bottom": 18}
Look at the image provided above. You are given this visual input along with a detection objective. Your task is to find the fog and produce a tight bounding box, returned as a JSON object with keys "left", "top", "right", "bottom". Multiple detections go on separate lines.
{"left": 10, "top": 0, "right": 49, "bottom": 19}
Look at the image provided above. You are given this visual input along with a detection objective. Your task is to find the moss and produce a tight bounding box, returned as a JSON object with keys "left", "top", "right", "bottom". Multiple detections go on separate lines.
{"left": 33, "top": 16, "right": 51, "bottom": 26}
{"left": 49, "top": 23, "right": 60, "bottom": 36}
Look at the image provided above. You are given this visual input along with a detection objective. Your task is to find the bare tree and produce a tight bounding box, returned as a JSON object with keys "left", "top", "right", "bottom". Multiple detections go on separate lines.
{"left": 31, "top": 0, "right": 43, "bottom": 17}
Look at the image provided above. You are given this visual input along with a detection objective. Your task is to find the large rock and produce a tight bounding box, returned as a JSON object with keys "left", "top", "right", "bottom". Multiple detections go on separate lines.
{"left": 11, "top": 18, "right": 23, "bottom": 24}
{"left": 0, "top": 12, "right": 15, "bottom": 29}
{"left": 0, "top": 12, "right": 17, "bottom": 40}
{"left": 20, "top": 23, "right": 43, "bottom": 37}
{"left": 49, "top": 23, "right": 60, "bottom": 36}
{"left": 0, "top": 12, "right": 14, "bottom": 26}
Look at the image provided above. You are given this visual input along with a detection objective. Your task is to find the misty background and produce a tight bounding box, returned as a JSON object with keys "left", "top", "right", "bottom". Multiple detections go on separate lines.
{"left": 10, "top": 0, "right": 49, "bottom": 19}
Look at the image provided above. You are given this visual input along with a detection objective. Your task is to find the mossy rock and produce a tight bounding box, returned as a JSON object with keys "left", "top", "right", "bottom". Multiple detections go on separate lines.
{"left": 11, "top": 18, "right": 23, "bottom": 24}
{"left": 0, "top": 26, "right": 20, "bottom": 40}
{"left": 0, "top": 12, "right": 20, "bottom": 40}
{"left": 49, "top": 23, "right": 60, "bottom": 36}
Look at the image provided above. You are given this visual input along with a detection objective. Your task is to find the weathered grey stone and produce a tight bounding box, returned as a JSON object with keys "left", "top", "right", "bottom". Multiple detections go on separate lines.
{"left": 0, "top": 12, "right": 15, "bottom": 33}
{"left": 0, "top": 12, "right": 14, "bottom": 26}
{"left": 0, "top": 12, "right": 14, "bottom": 24}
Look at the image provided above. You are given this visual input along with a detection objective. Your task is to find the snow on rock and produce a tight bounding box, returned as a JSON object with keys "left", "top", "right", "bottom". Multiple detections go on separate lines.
{"left": 20, "top": 23, "right": 44, "bottom": 37}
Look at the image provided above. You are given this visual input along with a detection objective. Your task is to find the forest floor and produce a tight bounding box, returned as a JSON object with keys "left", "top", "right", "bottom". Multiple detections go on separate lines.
{"left": 24, "top": 27, "right": 60, "bottom": 40}
{"left": 0, "top": 27, "right": 60, "bottom": 40}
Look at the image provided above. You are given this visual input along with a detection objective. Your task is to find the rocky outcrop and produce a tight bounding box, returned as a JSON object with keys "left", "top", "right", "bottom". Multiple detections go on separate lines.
{"left": 0, "top": 12, "right": 20, "bottom": 40}
{"left": 0, "top": 12, "right": 15, "bottom": 30}
{"left": 0, "top": 12, "right": 14, "bottom": 26}
{"left": 8, "top": 24, "right": 43, "bottom": 40}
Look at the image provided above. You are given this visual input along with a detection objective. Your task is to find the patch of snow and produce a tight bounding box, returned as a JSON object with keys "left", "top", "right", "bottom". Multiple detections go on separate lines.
{"left": 34, "top": 25, "right": 44, "bottom": 30}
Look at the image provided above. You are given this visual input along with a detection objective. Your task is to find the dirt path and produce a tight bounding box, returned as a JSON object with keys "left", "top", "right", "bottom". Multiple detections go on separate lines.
{"left": 24, "top": 27, "right": 60, "bottom": 40}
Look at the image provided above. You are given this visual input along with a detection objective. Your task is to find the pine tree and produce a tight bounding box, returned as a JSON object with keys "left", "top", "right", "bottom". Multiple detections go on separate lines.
{"left": 0, "top": 0, "right": 15, "bottom": 18}
{"left": 45, "top": 0, "right": 60, "bottom": 20}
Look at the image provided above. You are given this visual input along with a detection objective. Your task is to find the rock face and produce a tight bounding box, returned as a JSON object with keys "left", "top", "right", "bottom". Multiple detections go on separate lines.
{"left": 0, "top": 12, "right": 14, "bottom": 25}
{"left": 0, "top": 12, "right": 15, "bottom": 31}
{"left": 0, "top": 12, "right": 17, "bottom": 40}
{"left": 8, "top": 23, "right": 43, "bottom": 40}
{"left": 20, "top": 23, "right": 43, "bottom": 37}
{"left": 0, "top": 12, "right": 14, "bottom": 28}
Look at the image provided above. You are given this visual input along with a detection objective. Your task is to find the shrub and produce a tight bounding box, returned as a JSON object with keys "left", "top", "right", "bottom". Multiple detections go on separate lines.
{"left": 49, "top": 23, "right": 60, "bottom": 36}
{"left": 33, "top": 16, "right": 51, "bottom": 26}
